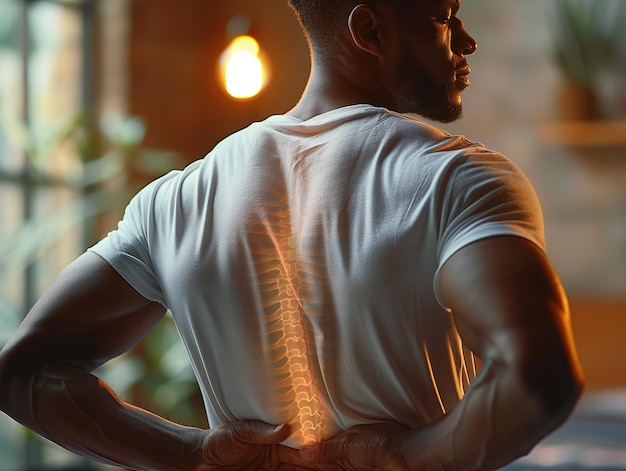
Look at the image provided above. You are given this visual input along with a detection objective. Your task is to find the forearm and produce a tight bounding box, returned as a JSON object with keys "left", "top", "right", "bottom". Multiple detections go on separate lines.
{"left": 401, "top": 359, "right": 581, "bottom": 470}
{"left": 1, "top": 364, "right": 204, "bottom": 471}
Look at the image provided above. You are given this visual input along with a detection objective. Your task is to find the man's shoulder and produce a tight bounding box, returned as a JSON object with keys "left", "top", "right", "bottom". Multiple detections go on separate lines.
{"left": 379, "top": 111, "right": 491, "bottom": 156}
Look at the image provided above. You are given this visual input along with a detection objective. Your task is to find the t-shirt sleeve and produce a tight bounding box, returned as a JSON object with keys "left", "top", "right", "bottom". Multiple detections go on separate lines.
{"left": 433, "top": 150, "right": 546, "bottom": 310}
{"left": 88, "top": 178, "right": 166, "bottom": 305}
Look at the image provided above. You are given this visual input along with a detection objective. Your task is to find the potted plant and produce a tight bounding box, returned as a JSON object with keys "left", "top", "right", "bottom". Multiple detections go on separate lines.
{"left": 551, "top": 0, "right": 626, "bottom": 120}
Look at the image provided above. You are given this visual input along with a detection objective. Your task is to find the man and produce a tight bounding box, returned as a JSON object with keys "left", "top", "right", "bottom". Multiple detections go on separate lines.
{"left": 0, "top": 0, "right": 584, "bottom": 470}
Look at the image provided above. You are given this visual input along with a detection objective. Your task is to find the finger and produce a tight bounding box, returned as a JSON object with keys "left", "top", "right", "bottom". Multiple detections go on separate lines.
{"left": 279, "top": 444, "right": 326, "bottom": 469}
{"left": 233, "top": 420, "right": 292, "bottom": 446}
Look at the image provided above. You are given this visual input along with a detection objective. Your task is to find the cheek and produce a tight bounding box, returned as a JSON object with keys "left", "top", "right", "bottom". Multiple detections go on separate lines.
{"left": 414, "top": 35, "right": 453, "bottom": 68}
{"left": 433, "top": 35, "right": 455, "bottom": 66}
{"left": 393, "top": 33, "right": 454, "bottom": 84}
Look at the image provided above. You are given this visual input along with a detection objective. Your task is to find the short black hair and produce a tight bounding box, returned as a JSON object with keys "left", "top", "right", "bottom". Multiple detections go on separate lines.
{"left": 288, "top": 0, "right": 359, "bottom": 59}
{"left": 288, "top": 0, "right": 412, "bottom": 61}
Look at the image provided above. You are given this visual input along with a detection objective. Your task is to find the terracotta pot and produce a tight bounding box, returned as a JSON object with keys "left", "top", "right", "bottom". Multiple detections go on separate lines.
{"left": 558, "top": 83, "right": 600, "bottom": 121}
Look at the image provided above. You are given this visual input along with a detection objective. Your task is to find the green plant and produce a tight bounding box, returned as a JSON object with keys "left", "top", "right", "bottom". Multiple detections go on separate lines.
{"left": 551, "top": 0, "right": 626, "bottom": 86}
{"left": 0, "top": 114, "right": 178, "bottom": 289}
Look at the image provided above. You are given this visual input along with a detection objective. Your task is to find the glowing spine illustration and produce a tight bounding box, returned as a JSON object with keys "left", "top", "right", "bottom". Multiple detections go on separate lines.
{"left": 256, "top": 191, "right": 323, "bottom": 445}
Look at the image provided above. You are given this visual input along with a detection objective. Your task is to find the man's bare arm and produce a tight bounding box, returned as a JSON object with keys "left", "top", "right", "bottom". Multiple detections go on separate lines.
{"left": 299, "top": 236, "right": 584, "bottom": 470}
{"left": 402, "top": 236, "right": 585, "bottom": 469}
{"left": 0, "top": 252, "right": 296, "bottom": 471}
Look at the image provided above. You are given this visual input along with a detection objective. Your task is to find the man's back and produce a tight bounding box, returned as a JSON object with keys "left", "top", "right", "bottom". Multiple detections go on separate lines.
{"left": 0, "top": 1, "right": 584, "bottom": 468}
{"left": 90, "top": 104, "right": 544, "bottom": 447}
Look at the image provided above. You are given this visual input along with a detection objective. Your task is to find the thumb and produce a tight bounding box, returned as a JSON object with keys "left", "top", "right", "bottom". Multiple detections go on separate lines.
{"left": 233, "top": 420, "right": 292, "bottom": 446}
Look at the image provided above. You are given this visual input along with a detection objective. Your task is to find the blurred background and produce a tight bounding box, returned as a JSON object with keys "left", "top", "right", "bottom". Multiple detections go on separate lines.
{"left": 0, "top": 0, "right": 625, "bottom": 469}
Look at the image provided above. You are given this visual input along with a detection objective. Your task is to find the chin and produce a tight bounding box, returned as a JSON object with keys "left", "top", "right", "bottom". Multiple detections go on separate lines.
{"left": 433, "top": 105, "right": 463, "bottom": 123}
{"left": 409, "top": 102, "right": 463, "bottom": 123}
{"left": 401, "top": 86, "right": 464, "bottom": 123}
{"left": 431, "top": 89, "right": 464, "bottom": 122}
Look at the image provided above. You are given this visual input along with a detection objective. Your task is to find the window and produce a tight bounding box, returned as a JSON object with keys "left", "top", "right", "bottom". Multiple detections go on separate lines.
{"left": 1, "top": 0, "right": 92, "bottom": 323}
{"left": 0, "top": 1, "right": 115, "bottom": 469}
{"left": 0, "top": 2, "right": 198, "bottom": 468}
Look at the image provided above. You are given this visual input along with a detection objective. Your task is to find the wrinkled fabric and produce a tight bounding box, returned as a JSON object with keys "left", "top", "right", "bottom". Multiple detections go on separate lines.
{"left": 89, "top": 104, "right": 545, "bottom": 448}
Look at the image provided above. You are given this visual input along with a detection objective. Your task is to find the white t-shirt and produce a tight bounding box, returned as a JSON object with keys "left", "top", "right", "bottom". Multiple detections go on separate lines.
{"left": 89, "top": 104, "right": 545, "bottom": 448}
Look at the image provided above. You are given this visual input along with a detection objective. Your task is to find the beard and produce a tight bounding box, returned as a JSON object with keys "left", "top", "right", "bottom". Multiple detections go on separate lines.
{"left": 395, "top": 61, "right": 464, "bottom": 123}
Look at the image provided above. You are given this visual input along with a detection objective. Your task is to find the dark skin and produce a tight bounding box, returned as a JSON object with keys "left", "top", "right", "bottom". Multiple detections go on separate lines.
{"left": 0, "top": 1, "right": 584, "bottom": 470}
{"left": 288, "top": 0, "right": 477, "bottom": 122}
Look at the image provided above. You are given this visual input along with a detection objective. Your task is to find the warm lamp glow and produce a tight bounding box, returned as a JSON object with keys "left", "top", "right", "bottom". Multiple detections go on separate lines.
{"left": 220, "top": 35, "right": 268, "bottom": 99}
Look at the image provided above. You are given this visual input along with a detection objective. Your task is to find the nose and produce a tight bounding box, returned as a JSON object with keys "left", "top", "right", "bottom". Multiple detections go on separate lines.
{"left": 453, "top": 19, "right": 477, "bottom": 56}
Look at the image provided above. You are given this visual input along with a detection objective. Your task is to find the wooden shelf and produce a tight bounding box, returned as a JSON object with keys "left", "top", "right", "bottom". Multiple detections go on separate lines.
{"left": 535, "top": 120, "right": 626, "bottom": 148}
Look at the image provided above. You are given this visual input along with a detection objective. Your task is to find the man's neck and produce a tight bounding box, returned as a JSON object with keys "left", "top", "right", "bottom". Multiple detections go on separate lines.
{"left": 287, "top": 61, "right": 395, "bottom": 121}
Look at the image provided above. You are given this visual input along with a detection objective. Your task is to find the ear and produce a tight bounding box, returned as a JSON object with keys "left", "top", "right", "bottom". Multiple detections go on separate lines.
{"left": 347, "top": 4, "right": 385, "bottom": 57}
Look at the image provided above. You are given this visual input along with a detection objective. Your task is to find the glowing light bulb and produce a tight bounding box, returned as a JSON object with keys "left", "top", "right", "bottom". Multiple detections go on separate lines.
{"left": 220, "top": 35, "right": 268, "bottom": 99}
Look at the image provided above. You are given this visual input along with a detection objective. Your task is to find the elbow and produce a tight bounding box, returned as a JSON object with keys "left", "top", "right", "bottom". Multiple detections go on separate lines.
{"left": 545, "top": 363, "right": 584, "bottom": 424}
{"left": 524, "top": 353, "right": 585, "bottom": 431}
{"left": 0, "top": 348, "right": 16, "bottom": 414}
{"left": 0, "top": 345, "right": 22, "bottom": 414}
{"left": 0, "top": 343, "right": 39, "bottom": 420}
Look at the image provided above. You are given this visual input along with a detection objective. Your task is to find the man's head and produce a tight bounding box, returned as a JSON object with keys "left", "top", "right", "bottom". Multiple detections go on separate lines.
{"left": 288, "top": 0, "right": 357, "bottom": 61}
{"left": 288, "top": 0, "right": 477, "bottom": 123}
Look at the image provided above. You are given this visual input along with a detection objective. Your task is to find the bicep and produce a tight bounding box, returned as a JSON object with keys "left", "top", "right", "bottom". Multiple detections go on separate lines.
{"left": 6, "top": 251, "right": 166, "bottom": 372}
{"left": 438, "top": 236, "right": 579, "bottom": 380}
